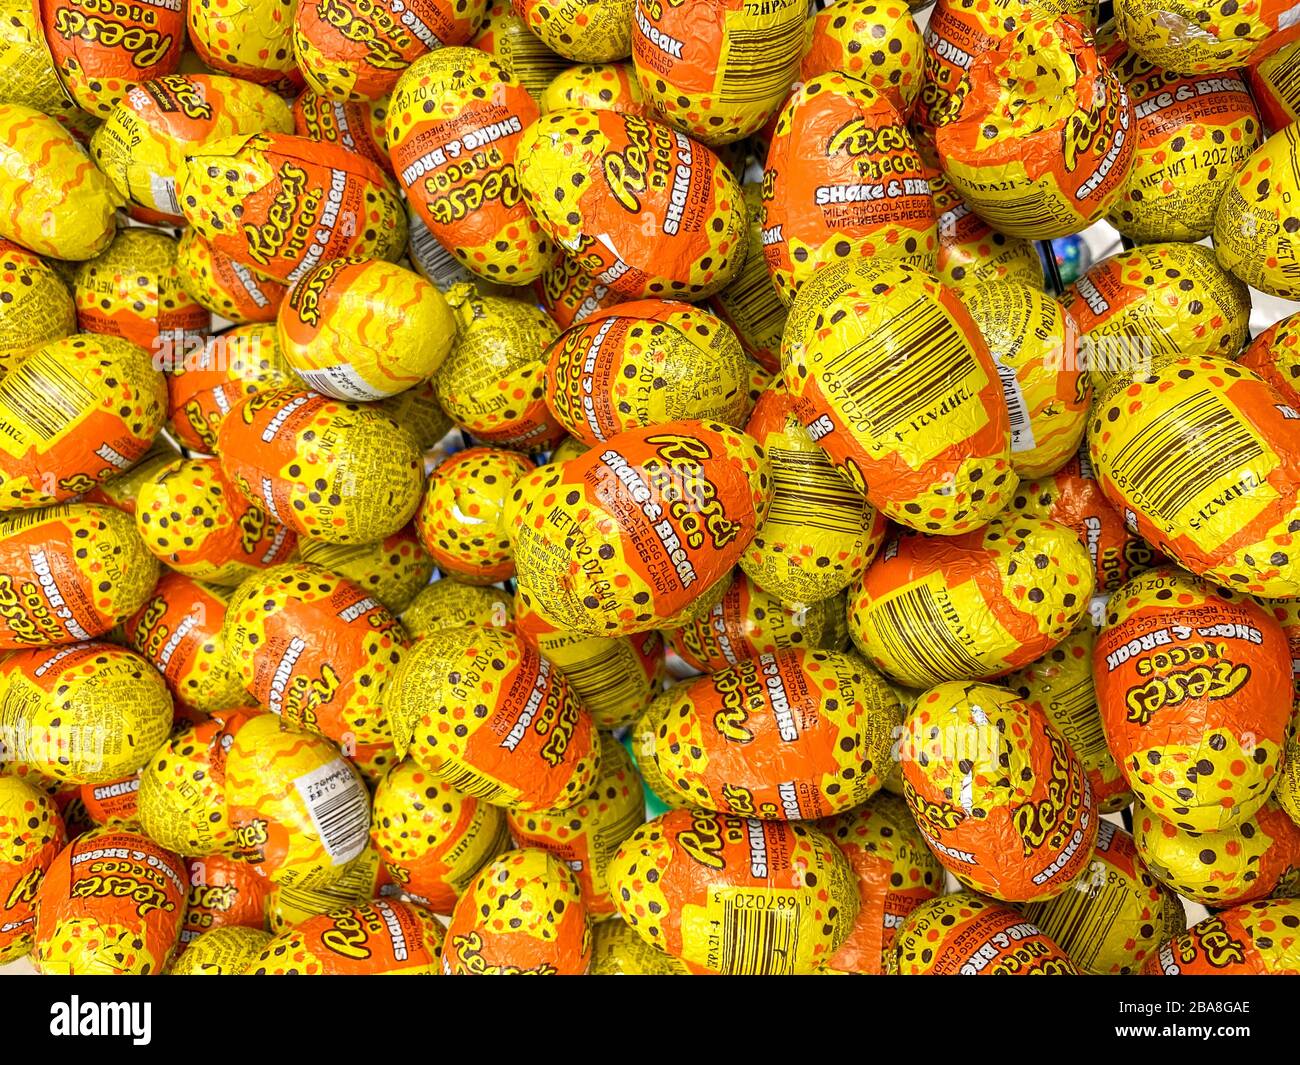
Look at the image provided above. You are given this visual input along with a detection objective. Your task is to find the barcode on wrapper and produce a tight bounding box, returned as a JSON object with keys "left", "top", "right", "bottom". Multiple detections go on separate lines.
{"left": 293, "top": 759, "right": 369, "bottom": 864}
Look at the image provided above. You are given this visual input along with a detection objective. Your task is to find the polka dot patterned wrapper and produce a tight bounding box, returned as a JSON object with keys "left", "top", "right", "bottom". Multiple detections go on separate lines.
{"left": 292, "top": 90, "right": 394, "bottom": 176}
{"left": 543, "top": 298, "right": 757, "bottom": 445}
{"left": 515, "top": 108, "right": 746, "bottom": 300}
{"left": 435, "top": 289, "right": 563, "bottom": 449}
{"left": 800, "top": 0, "right": 923, "bottom": 114}
{"left": 222, "top": 561, "right": 409, "bottom": 745}
{"left": 0, "top": 775, "right": 65, "bottom": 963}
{"left": 135, "top": 457, "right": 298, "bottom": 586}
{"left": 1013, "top": 447, "right": 1165, "bottom": 595}
{"left": 1086, "top": 355, "right": 1300, "bottom": 597}
{"left": 0, "top": 240, "right": 76, "bottom": 375}
{"left": 293, "top": 0, "right": 487, "bottom": 102}
{"left": 763, "top": 74, "right": 937, "bottom": 306}
{"left": 417, "top": 447, "right": 535, "bottom": 584}
{"left": 177, "top": 131, "right": 407, "bottom": 286}
{"left": 376, "top": 380, "right": 454, "bottom": 450}
{"left": 370, "top": 759, "right": 510, "bottom": 913}
{"left": 669, "top": 570, "right": 850, "bottom": 674}
{"left": 1007, "top": 623, "right": 1134, "bottom": 815}
{"left": 223, "top": 714, "right": 371, "bottom": 889}
{"left": 444, "top": 847, "right": 591, "bottom": 974}
{"left": 137, "top": 712, "right": 255, "bottom": 856}
{"left": 1063, "top": 243, "right": 1250, "bottom": 393}
{"left": 171, "top": 925, "right": 271, "bottom": 973}
{"left": 91, "top": 74, "right": 295, "bottom": 224}
{"left": 165, "top": 323, "right": 295, "bottom": 452}
{"left": 1115, "top": 0, "right": 1300, "bottom": 76}
{"left": 176, "top": 229, "right": 289, "bottom": 325}
{"left": 935, "top": 17, "right": 1135, "bottom": 239}
{"left": 278, "top": 256, "right": 455, "bottom": 401}
{"left": 510, "top": 420, "right": 771, "bottom": 637}
{"left": 590, "top": 917, "right": 690, "bottom": 973}
{"left": 1094, "top": 566, "right": 1292, "bottom": 833}
{"left": 248, "top": 899, "right": 445, "bottom": 973}
{"left": 609, "top": 809, "right": 859, "bottom": 974}
{"left": 0, "top": 105, "right": 123, "bottom": 260}
{"left": 515, "top": 0, "right": 633, "bottom": 63}
{"left": 819, "top": 794, "right": 945, "bottom": 976}
{"left": 515, "top": 596, "right": 664, "bottom": 730}
{"left": 386, "top": 47, "right": 553, "bottom": 286}
{"left": 1023, "top": 819, "right": 1183, "bottom": 975}
{"left": 539, "top": 62, "right": 650, "bottom": 117}
{"left": 892, "top": 892, "right": 1078, "bottom": 974}
{"left": 32, "top": 829, "right": 187, "bottom": 975}
{"left": 0, "top": 504, "right": 159, "bottom": 649}
{"left": 38, "top": 0, "right": 184, "bottom": 115}
{"left": 260, "top": 841, "right": 389, "bottom": 928}
{"left": 849, "top": 516, "right": 1093, "bottom": 690}
{"left": 1215, "top": 123, "right": 1300, "bottom": 300}
{"left": 899, "top": 681, "right": 1097, "bottom": 903}
{"left": 0, "top": 643, "right": 174, "bottom": 786}
{"left": 929, "top": 167, "right": 1046, "bottom": 289}
{"left": 298, "top": 524, "right": 434, "bottom": 615}
{"left": 1133, "top": 797, "right": 1300, "bottom": 908}
{"left": 217, "top": 387, "right": 425, "bottom": 545}
{"left": 533, "top": 250, "right": 626, "bottom": 329}
{"left": 960, "top": 279, "right": 1088, "bottom": 479}
{"left": 1144, "top": 898, "right": 1300, "bottom": 975}
{"left": 79, "top": 439, "right": 179, "bottom": 516}
{"left": 187, "top": 0, "right": 302, "bottom": 89}
{"left": 646, "top": 647, "right": 900, "bottom": 821}
{"left": 781, "top": 259, "right": 1015, "bottom": 535}
{"left": 1101, "top": 36, "right": 1262, "bottom": 242}
{"left": 915, "top": 0, "right": 1096, "bottom": 140}
{"left": 507, "top": 734, "right": 647, "bottom": 917}
{"left": 386, "top": 624, "right": 600, "bottom": 812}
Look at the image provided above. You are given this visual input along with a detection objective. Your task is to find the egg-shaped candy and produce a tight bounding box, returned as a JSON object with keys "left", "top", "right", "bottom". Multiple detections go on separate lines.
{"left": 590, "top": 918, "right": 690, "bottom": 973}
{"left": 510, "top": 420, "right": 771, "bottom": 636}
{"left": 1087, "top": 355, "right": 1300, "bottom": 597}
{"left": 0, "top": 240, "right": 76, "bottom": 375}
{"left": 705, "top": 184, "right": 786, "bottom": 374}
{"left": 1114, "top": 0, "right": 1298, "bottom": 75}
{"left": 387, "top": 625, "right": 600, "bottom": 811}
{"left": 849, "top": 516, "right": 1094, "bottom": 689}
{"left": 291, "top": 90, "right": 393, "bottom": 175}
{"left": 516, "top": 108, "right": 746, "bottom": 300}
{"left": 533, "top": 251, "right": 626, "bottom": 330}
{"left": 177, "top": 853, "right": 269, "bottom": 954}
{"left": 935, "top": 18, "right": 1135, "bottom": 239}
{"left": 32, "top": 828, "right": 186, "bottom": 974}
{"left": 224, "top": 714, "right": 371, "bottom": 888}
{"left": 763, "top": 74, "right": 937, "bottom": 304}
{"left": 134, "top": 457, "right": 298, "bottom": 586}
{"left": 801, "top": 0, "right": 922, "bottom": 113}
{"left": 0, "top": 503, "right": 159, "bottom": 649}
{"left": 892, "top": 891, "right": 1079, "bottom": 975}
{"left": 171, "top": 926, "right": 272, "bottom": 974}
{"left": 514, "top": 0, "right": 631, "bottom": 62}
{"left": 0, "top": 334, "right": 166, "bottom": 508}
{"left": 298, "top": 525, "right": 434, "bottom": 615}
{"left": 247, "top": 899, "right": 445, "bottom": 973}
{"left": 782, "top": 259, "right": 1015, "bottom": 534}
{"left": 178, "top": 132, "right": 407, "bottom": 285}
{"left": 543, "top": 299, "right": 757, "bottom": 445}
{"left": 539, "top": 62, "right": 648, "bottom": 116}
{"left": 370, "top": 759, "right": 509, "bottom": 912}
{"left": 91, "top": 73, "right": 296, "bottom": 224}
{"left": 900, "top": 681, "right": 1097, "bottom": 902}
{"left": 609, "top": 808, "right": 859, "bottom": 974}
{"left": 444, "top": 847, "right": 590, "bottom": 974}
{"left": 472, "top": 0, "right": 568, "bottom": 100}
{"left": 1094, "top": 567, "right": 1292, "bottom": 831}
{"left": 1215, "top": 124, "right": 1300, "bottom": 299}
{"left": 222, "top": 562, "right": 409, "bottom": 745}
{"left": 386, "top": 48, "right": 553, "bottom": 286}
{"left": 187, "top": 0, "right": 302, "bottom": 88}
{"left": 929, "top": 168, "right": 1046, "bottom": 289}
{"left": 176, "top": 231, "right": 289, "bottom": 326}
{"left": 218, "top": 387, "right": 425, "bottom": 545}
{"left": 401, "top": 579, "right": 514, "bottom": 638}
{"left": 1144, "top": 899, "right": 1300, "bottom": 975}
